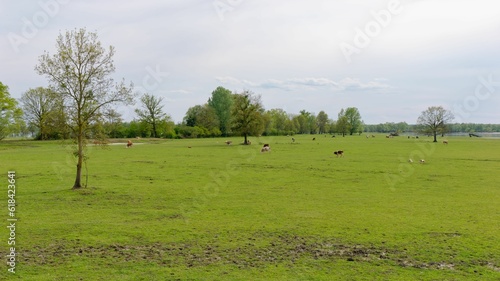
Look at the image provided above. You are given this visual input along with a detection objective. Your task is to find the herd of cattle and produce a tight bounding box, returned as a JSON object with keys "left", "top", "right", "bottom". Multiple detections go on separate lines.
{"left": 122, "top": 135, "right": 449, "bottom": 162}
{"left": 223, "top": 138, "right": 342, "bottom": 156}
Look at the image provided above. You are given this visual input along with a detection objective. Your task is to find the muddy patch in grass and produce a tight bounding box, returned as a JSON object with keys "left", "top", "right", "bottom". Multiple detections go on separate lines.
{"left": 19, "top": 234, "right": 500, "bottom": 271}
{"left": 18, "top": 233, "right": 499, "bottom": 273}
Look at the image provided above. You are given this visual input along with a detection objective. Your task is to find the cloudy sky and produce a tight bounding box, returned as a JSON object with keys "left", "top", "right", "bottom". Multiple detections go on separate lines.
{"left": 1, "top": 0, "right": 499, "bottom": 124}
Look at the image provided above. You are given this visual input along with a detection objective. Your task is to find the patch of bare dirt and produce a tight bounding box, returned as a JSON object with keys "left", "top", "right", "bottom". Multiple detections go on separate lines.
{"left": 18, "top": 234, "right": 498, "bottom": 273}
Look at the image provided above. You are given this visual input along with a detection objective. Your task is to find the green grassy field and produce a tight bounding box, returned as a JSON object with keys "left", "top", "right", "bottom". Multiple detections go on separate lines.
{"left": 1, "top": 135, "right": 499, "bottom": 280}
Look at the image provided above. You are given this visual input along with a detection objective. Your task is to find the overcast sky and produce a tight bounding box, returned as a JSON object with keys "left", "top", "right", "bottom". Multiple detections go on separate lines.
{"left": 1, "top": 0, "right": 499, "bottom": 124}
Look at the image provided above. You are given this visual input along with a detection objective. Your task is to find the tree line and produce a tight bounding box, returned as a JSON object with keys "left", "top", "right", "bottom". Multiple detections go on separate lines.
{"left": 4, "top": 82, "right": 499, "bottom": 141}
{"left": 14, "top": 86, "right": 367, "bottom": 140}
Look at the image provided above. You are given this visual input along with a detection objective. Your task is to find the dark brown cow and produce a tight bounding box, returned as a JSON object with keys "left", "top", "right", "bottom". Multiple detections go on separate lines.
{"left": 333, "top": 150, "right": 344, "bottom": 157}
{"left": 127, "top": 140, "right": 133, "bottom": 148}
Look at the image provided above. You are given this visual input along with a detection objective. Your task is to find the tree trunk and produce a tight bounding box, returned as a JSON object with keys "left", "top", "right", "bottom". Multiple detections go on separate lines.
{"left": 39, "top": 120, "right": 44, "bottom": 140}
{"left": 244, "top": 134, "right": 248, "bottom": 145}
{"left": 433, "top": 131, "right": 437, "bottom": 142}
{"left": 73, "top": 131, "right": 83, "bottom": 189}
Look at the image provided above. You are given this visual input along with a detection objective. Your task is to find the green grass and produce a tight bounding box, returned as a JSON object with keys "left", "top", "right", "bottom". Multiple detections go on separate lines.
{"left": 1, "top": 135, "right": 499, "bottom": 280}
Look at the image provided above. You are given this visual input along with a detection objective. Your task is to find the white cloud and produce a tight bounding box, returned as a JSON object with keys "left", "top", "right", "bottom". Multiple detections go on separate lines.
{"left": 215, "top": 76, "right": 391, "bottom": 92}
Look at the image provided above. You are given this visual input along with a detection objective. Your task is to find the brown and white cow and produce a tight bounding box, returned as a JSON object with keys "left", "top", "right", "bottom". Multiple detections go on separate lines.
{"left": 261, "top": 144, "right": 271, "bottom": 153}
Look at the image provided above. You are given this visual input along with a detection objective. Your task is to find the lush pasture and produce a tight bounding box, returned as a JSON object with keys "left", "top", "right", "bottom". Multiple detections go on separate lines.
{"left": 1, "top": 135, "right": 499, "bottom": 280}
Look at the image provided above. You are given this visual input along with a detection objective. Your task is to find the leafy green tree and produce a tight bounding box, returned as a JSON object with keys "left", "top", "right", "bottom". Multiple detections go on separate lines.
{"left": 197, "top": 104, "right": 221, "bottom": 136}
{"left": 316, "top": 110, "right": 329, "bottom": 134}
{"left": 0, "top": 82, "right": 23, "bottom": 140}
{"left": 294, "top": 110, "right": 317, "bottom": 134}
{"left": 183, "top": 104, "right": 221, "bottom": 136}
{"left": 307, "top": 112, "right": 318, "bottom": 134}
{"left": 135, "top": 94, "right": 168, "bottom": 138}
{"left": 336, "top": 116, "right": 349, "bottom": 137}
{"left": 266, "top": 108, "right": 289, "bottom": 135}
{"left": 156, "top": 117, "right": 176, "bottom": 138}
{"left": 285, "top": 114, "right": 298, "bottom": 135}
{"left": 183, "top": 105, "right": 203, "bottom": 127}
{"left": 123, "top": 120, "right": 145, "bottom": 138}
{"left": 35, "top": 28, "right": 134, "bottom": 189}
{"left": 397, "top": 122, "right": 409, "bottom": 134}
{"left": 327, "top": 119, "right": 336, "bottom": 134}
{"left": 337, "top": 109, "right": 350, "bottom": 137}
{"left": 357, "top": 121, "right": 365, "bottom": 135}
{"left": 344, "top": 107, "right": 363, "bottom": 135}
{"left": 231, "top": 90, "right": 265, "bottom": 144}
{"left": 417, "top": 106, "right": 454, "bottom": 142}
{"left": 293, "top": 114, "right": 306, "bottom": 134}
{"left": 208, "top": 86, "right": 233, "bottom": 136}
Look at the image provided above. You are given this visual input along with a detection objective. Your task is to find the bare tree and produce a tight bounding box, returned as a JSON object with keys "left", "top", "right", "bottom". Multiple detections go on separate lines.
{"left": 103, "top": 108, "right": 123, "bottom": 138}
{"left": 35, "top": 28, "right": 134, "bottom": 189}
{"left": 135, "top": 94, "right": 167, "bottom": 138}
{"left": 21, "top": 87, "right": 66, "bottom": 140}
{"left": 417, "top": 106, "right": 454, "bottom": 142}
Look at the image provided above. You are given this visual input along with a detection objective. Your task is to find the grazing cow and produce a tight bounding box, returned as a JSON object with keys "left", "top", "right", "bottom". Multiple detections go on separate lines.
{"left": 420, "top": 159, "right": 425, "bottom": 164}
{"left": 408, "top": 159, "right": 413, "bottom": 163}
{"left": 443, "top": 140, "right": 448, "bottom": 145}
{"left": 126, "top": 140, "right": 133, "bottom": 148}
{"left": 312, "top": 138, "right": 316, "bottom": 141}
{"left": 333, "top": 150, "right": 344, "bottom": 157}
{"left": 225, "top": 140, "right": 232, "bottom": 145}
{"left": 291, "top": 137, "right": 295, "bottom": 143}
{"left": 261, "top": 144, "right": 271, "bottom": 153}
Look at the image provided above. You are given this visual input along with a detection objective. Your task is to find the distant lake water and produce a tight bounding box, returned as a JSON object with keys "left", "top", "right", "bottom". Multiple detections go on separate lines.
{"left": 448, "top": 132, "right": 500, "bottom": 138}
{"left": 403, "top": 132, "right": 500, "bottom": 138}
